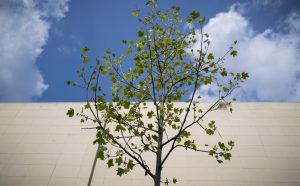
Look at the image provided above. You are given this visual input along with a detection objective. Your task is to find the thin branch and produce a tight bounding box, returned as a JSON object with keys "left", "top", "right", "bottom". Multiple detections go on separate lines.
{"left": 147, "top": 33, "right": 160, "bottom": 120}
{"left": 81, "top": 127, "right": 98, "bottom": 130}
{"left": 174, "top": 145, "right": 209, "bottom": 153}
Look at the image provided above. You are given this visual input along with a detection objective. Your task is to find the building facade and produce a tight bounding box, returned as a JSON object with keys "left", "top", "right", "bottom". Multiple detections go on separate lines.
{"left": 0, "top": 103, "right": 300, "bottom": 186}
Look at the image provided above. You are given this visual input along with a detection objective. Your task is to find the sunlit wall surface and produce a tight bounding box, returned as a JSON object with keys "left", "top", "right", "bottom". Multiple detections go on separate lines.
{"left": 0, "top": 103, "right": 299, "bottom": 186}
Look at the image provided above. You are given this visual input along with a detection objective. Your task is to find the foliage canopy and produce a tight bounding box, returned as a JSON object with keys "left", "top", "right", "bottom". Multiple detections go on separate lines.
{"left": 67, "top": 1, "right": 248, "bottom": 185}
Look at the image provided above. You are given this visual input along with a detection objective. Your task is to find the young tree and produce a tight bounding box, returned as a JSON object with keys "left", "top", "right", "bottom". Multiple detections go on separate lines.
{"left": 67, "top": 1, "right": 248, "bottom": 186}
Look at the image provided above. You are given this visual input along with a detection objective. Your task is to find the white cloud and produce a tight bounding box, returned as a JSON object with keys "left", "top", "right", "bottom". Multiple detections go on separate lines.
{"left": 40, "top": 0, "right": 70, "bottom": 20}
{"left": 0, "top": 0, "right": 70, "bottom": 101}
{"left": 192, "top": 6, "right": 300, "bottom": 101}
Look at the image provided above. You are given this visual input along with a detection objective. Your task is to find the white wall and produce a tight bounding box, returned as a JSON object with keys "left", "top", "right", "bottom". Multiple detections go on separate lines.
{"left": 0, "top": 103, "right": 300, "bottom": 186}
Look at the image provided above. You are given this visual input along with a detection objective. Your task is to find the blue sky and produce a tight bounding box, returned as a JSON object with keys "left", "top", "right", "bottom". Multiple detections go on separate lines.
{"left": 0, "top": 0, "right": 300, "bottom": 102}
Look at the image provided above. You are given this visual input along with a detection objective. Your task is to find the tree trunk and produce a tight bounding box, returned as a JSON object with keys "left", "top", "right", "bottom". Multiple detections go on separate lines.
{"left": 154, "top": 103, "right": 164, "bottom": 186}
{"left": 154, "top": 130, "right": 163, "bottom": 186}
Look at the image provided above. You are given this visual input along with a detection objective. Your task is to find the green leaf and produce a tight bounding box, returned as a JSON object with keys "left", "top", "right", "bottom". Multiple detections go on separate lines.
{"left": 138, "top": 30, "right": 144, "bottom": 37}
{"left": 208, "top": 150, "right": 215, "bottom": 156}
{"left": 66, "top": 108, "right": 74, "bottom": 117}
{"left": 66, "top": 81, "right": 71, "bottom": 85}
{"left": 223, "top": 87, "right": 229, "bottom": 92}
{"left": 81, "top": 46, "right": 90, "bottom": 53}
{"left": 97, "top": 151, "right": 105, "bottom": 160}
{"left": 217, "top": 159, "right": 223, "bottom": 164}
{"left": 117, "top": 167, "right": 124, "bottom": 176}
{"left": 206, "top": 129, "right": 214, "bottom": 135}
{"left": 228, "top": 140, "right": 235, "bottom": 147}
{"left": 181, "top": 130, "right": 191, "bottom": 138}
{"left": 84, "top": 103, "right": 90, "bottom": 109}
{"left": 106, "top": 48, "right": 111, "bottom": 54}
{"left": 111, "top": 77, "right": 117, "bottom": 83}
{"left": 151, "top": 135, "right": 158, "bottom": 142}
{"left": 96, "top": 146, "right": 107, "bottom": 159}
{"left": 167, "top": 103, "right": 173, "bottom": 110}
{"left": 115, "top": 157, "right": 123, "bottom": 166}
{"left": 172, "top": 178, "right": 177, "bottom": 184}
{"left": 94, "top": 137, "right": 106, "bottom": 146}
{"left": 208, "top": 120, "right": 215, "bottom": 128}
{"left": 100, "top": 65, "right": 107, "bottom": 75}
{"left": 164, "top": 178, "right": 169, "bottom": 185}
{"left": 184, "top": 140, "right": 191, "bottom": 147}
{"left": 126, "top": 49, "right": 132, "bottom": 55}
{"left": 165, "top": 37, "right": 172, "bottom": 45}
{"left": 115, "top": 124, "right": 125, "bottom": 132}
{"left": 224, "top": 152, "right": 232, "bottom": 160}
{"left": 207, "top": 53, "right": 214, "bottom": 60}
{"left": 199, "top": 17, "right": 206, "bottom": 25}
{"left": 241, "top": 72, "right": 249, "bottom": 79}
{"left": 123, "top": 101, "right": 130, "bottom": 109}
{"left": 147, "top": 111, "right": 154, "bottom": 119}
{"left": 127, "top": 159, "right": 134, "bottom": 170}
{"left": 132, "top": 10, "right": 139, "bottom": 17}
{"left": 220, "top": 69, "right": 227, "bottom": 77}
{"left": 218, "top": 142, "right": 225, "bottom": 150}
{"left": 91, "top": 86, "right": 97, "bottom": 92}
{"left": 230, "top": 50, "right": 238, "bottom": 57}
{"left": 107, "top": 159, "right": 114, "bottom": 168}
{"left": 189, "top": 11, "right": 200, "bottom": 20}
{"left": 83, "top": 56, "right": 89, "bottom": 64}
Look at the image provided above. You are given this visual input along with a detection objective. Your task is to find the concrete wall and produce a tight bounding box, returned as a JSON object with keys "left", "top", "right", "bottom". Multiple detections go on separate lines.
{"left": 0, "top": 103, "right": 299, "bottom": 186}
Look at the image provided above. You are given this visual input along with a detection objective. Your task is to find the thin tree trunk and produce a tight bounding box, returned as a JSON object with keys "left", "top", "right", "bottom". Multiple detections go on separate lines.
{"left": 154, "top": 130, "right": 163, "bottom": 186}
{"left": 154, "top": 103, "right": 164, "bottom": 186}
{"left": 88, "top": 144, "right": 100, "bottom": 186}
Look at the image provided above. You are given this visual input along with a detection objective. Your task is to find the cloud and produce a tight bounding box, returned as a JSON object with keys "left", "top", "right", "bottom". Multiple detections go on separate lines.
{"left": 251, "top": 0, "right": 283, "bottom": 7}
{"left": 191, "top": 6, "right": 300, "bottom": 101}
{"left": 39, "top": 0, "right": 70, "bottom": 20}
{"left": 0, "top": 0, "right": 70, "bottom": 101}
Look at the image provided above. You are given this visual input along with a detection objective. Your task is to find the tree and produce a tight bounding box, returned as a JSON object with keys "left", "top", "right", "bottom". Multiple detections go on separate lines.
{"left": 66, "top": 1, "right": 248, "bottom": 186}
